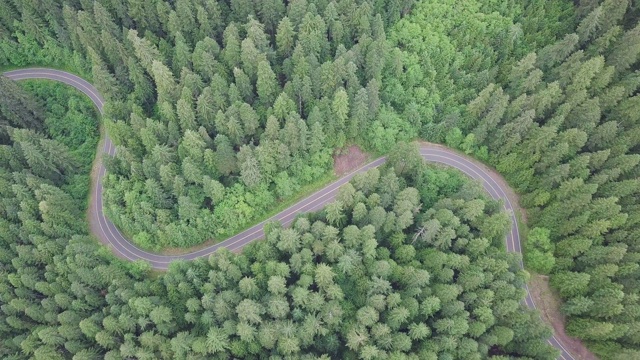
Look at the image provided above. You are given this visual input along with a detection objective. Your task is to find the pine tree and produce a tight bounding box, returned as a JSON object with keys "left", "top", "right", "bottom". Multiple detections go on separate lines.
{"left": 256, "top": 60, "right": 279, "bottom": 107}
{"left": 127, "top": 29, "right": 163, "bottom": 73}
{"left": 577, "top": 5, "right": 602, "bottom": 44}
{"left": 222, "top": 23, "right": 242, "bottom": 69}
{"left": 214, "top": 135, "right": 238, "bottom": 176}
{"left": 536, "top": 33, "right": 580, "bottom": 70}
{"left": 151, "top": 60, "right": 179, "bottom": 104}
{"left": 173, "top": 32, "right": 192, "bottom": 74}
{"left": 607, "top": 23, "right": 640, "bottom": 74}
{"left": 276, "top": 17, "right": 296, "bottom": 59}
{"left": 240, "top": 146, "right": 262, "bottom": 188}
{"left": 349, "top": 88, "right": 369, "bottom": 140}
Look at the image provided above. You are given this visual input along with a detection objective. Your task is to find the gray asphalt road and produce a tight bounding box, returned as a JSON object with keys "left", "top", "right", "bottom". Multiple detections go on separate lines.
{"left": 4, "top": 68, "right": 573, "bottom": 360}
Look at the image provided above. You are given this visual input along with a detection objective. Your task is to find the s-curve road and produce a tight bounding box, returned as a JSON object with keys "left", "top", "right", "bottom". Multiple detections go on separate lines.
{"left": 4, "top": 68, "right": 573, "bottom": 360}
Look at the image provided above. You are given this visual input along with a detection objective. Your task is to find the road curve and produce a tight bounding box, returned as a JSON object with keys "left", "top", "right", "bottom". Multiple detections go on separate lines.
{"left": 4, "top": 68, "right": 573, "bottom": 360}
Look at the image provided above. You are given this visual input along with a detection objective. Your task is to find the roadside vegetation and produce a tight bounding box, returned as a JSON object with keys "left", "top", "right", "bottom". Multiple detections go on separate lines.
{"left": 1, "top": 0, "right": 640, "bottom": 358}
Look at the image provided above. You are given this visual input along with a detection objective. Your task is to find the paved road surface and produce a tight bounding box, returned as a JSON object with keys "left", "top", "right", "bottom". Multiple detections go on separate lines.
{"left": 3, "top": 68, "right": 574, "bottom": 360}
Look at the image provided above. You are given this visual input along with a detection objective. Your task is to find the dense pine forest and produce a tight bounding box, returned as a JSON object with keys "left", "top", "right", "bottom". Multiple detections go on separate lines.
{"left": 1, "top": 0, "right": 640, "bottom": 359}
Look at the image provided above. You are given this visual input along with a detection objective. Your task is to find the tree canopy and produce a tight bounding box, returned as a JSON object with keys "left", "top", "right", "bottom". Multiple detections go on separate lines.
{"left": 2, "top": 0, "right": 640, "bottom": 358}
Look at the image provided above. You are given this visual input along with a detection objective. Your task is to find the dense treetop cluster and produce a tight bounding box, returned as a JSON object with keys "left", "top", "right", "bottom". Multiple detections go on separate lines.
{"left": 2, "top": 0, "right": 640, "bottom": 359}
{"left": 7, "top": 0, "right": 419, "bottom": 249}
{"left": 434, "top": 2, "right": 640, "bottom": 357}
{"left": 0, "top": 82, "right": 558, "bottom": 357}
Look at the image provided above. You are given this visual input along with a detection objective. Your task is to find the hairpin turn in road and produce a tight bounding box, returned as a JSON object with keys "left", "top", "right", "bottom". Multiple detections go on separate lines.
{"left": 3, "top": 68, "right": 574, "bottom": 360}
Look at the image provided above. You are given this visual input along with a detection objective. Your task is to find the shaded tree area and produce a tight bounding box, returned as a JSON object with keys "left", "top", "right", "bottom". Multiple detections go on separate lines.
{"left": 18, "top": 80, "right": 101, "bottom": 200}
{"left": 0, "top": 0, "right": 585, "bottom": 251}
{"left": 387, "top": 0, "right": 576, "bottom": 142}
{"left": 421, "top": 1, "right": 640, "bottom": 358}
{"left": 0, "top": 79, "right": 156, "bottom": 360}
{"left": 0, "top": 0, "right": 425, "bottom": 249}
{"left": 0, "top": 79, "right": 98, "bottom": 202}
{"left": 142, "top": 162, "right": 557, "bottom": 359}
{"left": 0, "top": 76, "right": 45, "bottom": 133}
{"left": 0, "top": 118, "right": 559, "bottom": 358}
{"left": 6, "top": 0, "right": 640, "bottom": 357}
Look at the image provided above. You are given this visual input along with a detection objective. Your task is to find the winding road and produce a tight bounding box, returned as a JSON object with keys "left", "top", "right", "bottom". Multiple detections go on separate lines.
{"left": 4, "top": 68, "right": 574, "bottom": 360}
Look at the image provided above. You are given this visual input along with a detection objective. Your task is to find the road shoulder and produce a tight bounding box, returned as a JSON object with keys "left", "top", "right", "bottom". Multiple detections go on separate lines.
{"left": 529, "top": 275, "right": 598, "bottom": 360}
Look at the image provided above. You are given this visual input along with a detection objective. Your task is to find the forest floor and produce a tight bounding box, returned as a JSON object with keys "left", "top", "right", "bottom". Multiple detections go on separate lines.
{"left": 529, "top": 275, "right": 598, "bottom": 360}
{"left": 333, "top": 144, "right": 369, "bottom": 176}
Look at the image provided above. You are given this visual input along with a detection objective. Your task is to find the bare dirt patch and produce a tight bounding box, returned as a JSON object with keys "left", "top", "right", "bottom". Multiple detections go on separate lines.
{"left": 333, "top": 145, "right": 368, "bottom": 176}
{"left": 529, "top": 275, "right": 598, "bottom": 360}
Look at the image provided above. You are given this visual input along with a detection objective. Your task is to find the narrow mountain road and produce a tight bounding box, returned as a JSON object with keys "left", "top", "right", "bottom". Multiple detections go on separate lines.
{"left": 4, "top": 68, "right": 574, "bottom": 360}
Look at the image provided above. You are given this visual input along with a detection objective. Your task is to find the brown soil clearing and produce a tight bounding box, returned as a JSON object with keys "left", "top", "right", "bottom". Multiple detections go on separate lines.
{"left": 334, "top": 145, "right": 368, "bottom": 176}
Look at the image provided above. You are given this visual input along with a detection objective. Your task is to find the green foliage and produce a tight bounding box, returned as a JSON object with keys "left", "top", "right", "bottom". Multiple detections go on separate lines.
{"left": 19, "top": 81, "right": 99, "bottom": 171}
{"left": 6, "top": 0, "right": 640, "bottom": 358}
{"left": 7, "top": 0, "right": 426, "bottom": 250}
{"left": 449, "top": 2, "right": 640, "bottom": 356}
{"left": 1, "top": 79, "right": 99, "bottom": 207}
{"left": 388, "top": 0, "right": 576, "bottom": 125}
{"left": 525, "top": 227, "right": 556, "bottom": 274}
{"left": 3, "top": 0, "right": 576, "bottom": 254}
{"left": 0, "top": 94, "right": 559, "bottom": 360}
